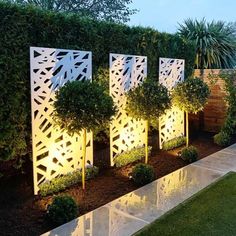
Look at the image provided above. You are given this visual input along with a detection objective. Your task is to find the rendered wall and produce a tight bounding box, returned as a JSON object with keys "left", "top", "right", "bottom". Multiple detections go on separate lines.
{"left": 109, "top": 54, "right": 147, "bottom": 166}
{"left": 30, "top": 47, "right": 93, "bottom": 194}
{"left": 159, "top": 58, "right": 185, "bottom": 149}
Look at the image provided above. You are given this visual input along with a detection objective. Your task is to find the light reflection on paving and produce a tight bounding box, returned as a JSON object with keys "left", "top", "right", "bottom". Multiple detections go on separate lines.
{"left": 108, "top": 165, "right": 222, "bottom": 223}
{"left": 42, "top": 206, "right": 148, "bottom": 236}
{"left": 42, "top": 144, "right": 235, "bottom": 236}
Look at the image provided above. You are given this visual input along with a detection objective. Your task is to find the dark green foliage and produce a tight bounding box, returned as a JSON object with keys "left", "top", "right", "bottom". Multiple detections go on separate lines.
{"left": 162, "top": 136, "right": 186, "bottom": 151}
{"left": 213, "top": 71, "right": 236, "bottom": 144}
{"left": 214, "top": 132, "right": 231, "bottom": 147}
{"left": 179, "top": 18, "right": 236, "bottom": 69}
{"left": 10, "top": 0, "right": 137, "bottom": 23}
{"left": 0, "top": 2, "right": 195, "bottom": 162}
{"left": 180, "top": 146, "right": 198, "bottom": 163}
{"left": 114, "top": 146, "right": 152, "bottom": 167}
{"left": 220, "top": 71, "right": 236, "bottom": 136}
{"left": 92, "top": 68, "right": 110, "bottom": 143}
{"left": 46, "top": 195, "right": 77, "bottom": 226}
{"left": 132, "top": 163, "right": 155, "bottom": 186}
{"left": 126, "top": 79, "right": 171, "bottom": 121}
{"left": 53, "top": 80, "right": 116, "bottom": 134}
{"left": 39, "top": 166, "right": 99, "bottom": 196}
{"left": 172, "top": 77, "right": 210, "bottom": 114}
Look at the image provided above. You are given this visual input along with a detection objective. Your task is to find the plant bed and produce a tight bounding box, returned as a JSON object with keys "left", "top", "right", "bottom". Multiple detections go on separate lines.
{"left": 0, "top": 132, "right": 232, "bottom": 236}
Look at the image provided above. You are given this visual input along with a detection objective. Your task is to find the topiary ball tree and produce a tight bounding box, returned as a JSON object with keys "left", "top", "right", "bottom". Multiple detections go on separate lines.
{"left": 53, "top": 80, "right": 116, "bottom": 189}
{"left": 126, "top": 78, "right": 171, "bottom": 164}
{"left": 172, "top": 77, "right": 210, "bottom": 146}
{"left": 46, "top": 195, "right": 77, "bottom": 226}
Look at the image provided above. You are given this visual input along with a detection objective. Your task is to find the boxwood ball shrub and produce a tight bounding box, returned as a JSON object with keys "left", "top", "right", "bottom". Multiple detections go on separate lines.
{"left": 132, "top": 163, "right": 155, "bottom": 186}
{"left": 53, "top": 80, "right": 116, "bottom": 189}
{"left": 214, "top": 132, "right": 231, "bottom": 147}
{"left": 46, "top": 195, "right": 77, "bottom": 226}
{"left": 180, "top": 146, "right": 198, "bottom": 163}
{"left": 114, "top": 146, "right": 152, "bottom": 167}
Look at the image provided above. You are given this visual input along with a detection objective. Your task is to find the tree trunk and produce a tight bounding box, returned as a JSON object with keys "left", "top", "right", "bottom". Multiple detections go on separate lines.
{"left": 186, "top": 112, "right": 189, "bottom": 147}
{"left": 82, "top": 128, "right": 87, "bottom": 190}
{"left": 145, "top": 120, "right": 149, "bottom": 164}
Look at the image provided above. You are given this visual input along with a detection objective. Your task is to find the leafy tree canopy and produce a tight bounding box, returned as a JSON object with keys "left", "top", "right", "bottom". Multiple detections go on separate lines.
{"left": 53, "top": 80, "right": 117, "bottom": 134}
{"left": 9, "top": 0, "right": 137, "bottom": 23}
{"left": 172, "top": 77, "right": 210, "bottom": 114}
{"left": 178, "top": 18, "right": 236, "bottom": 69}
{"left": 126, "top": 78, "right": 171, "bottom": 121}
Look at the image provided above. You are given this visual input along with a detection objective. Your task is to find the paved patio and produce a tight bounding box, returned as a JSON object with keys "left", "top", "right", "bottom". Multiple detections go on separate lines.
{"left": 42, "top": 144, "right": 236, "bottom": 236}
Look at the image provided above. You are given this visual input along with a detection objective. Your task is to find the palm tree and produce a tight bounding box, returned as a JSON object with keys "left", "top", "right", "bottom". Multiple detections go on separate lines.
{"left": 178, "top": 18, "right": 236, "bottom": 69}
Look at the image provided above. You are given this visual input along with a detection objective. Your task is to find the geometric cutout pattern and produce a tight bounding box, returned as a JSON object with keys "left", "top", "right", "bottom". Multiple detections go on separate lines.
{"left": 159, "top": 58, "right": 185, "bottom": 89}
{"left": 30, "top": 47, "right": 93, "bottom": 194}
{"left": 159, "top": 58, "right": 185, "bottom": 149}
{"left": 109, "top": 54, "right": 147, "bottom": 166}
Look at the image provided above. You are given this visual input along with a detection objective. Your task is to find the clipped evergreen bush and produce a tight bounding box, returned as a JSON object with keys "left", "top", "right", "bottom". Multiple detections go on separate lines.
{"left": 39, "top": 166, "right": 99, "bottom": 196}
{"left": 214, "top": 132, "right": 231, "bottom": 147}
{"left": 180, "top": 146, "right": 198, "bottom": 163}
{"left": 132, "top": 163, "right": 155, "bottom": 186}
{"left": 53, "top": 80, "right": 116, "bottom": 189}
{"left": 114, "top": 146, "right": 152, "bottom": 167}
{"left": 126, "top": 78, "right": 171, "bottom": 163}
{"left": 0, "top": 2, "right": 195, "bottom": 163}
{"left": 46, "top": 195, "right": 77, "bottom": 226}
{"left": 172, "top": 77, "right": 210, "bottom": 146}
{"left": 162, "top": 136, "right": 186, "bottom": 150}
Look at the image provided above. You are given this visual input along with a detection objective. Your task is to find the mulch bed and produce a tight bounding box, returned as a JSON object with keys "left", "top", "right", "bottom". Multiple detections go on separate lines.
{"left": 0, "top": 132, "right": 228, "bottom": 236}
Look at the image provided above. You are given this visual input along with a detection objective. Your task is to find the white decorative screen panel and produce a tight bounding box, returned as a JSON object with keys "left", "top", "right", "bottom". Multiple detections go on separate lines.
{"left": 159, "top": 58, "right": 185, "bottom": 149}
{"left": 110, "top": 54, "right": 147, "bottom": 166}
{"left": 30, "top": 47, "right": 93, "bottom": 194}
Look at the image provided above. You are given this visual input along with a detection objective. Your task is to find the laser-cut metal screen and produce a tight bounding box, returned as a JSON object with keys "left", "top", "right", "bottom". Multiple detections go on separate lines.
{"left": 30, "top": 47, "right": 93, "bottom": 194}
{"left": 109, "top": 54, "right": 147, "bottom": 166}
{"left": 159, "top": 58, "right": 185, "bottom": 149}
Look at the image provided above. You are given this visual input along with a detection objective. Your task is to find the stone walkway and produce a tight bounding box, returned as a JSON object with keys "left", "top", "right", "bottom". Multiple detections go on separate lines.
{"left": 42, "top": 144, "right": 236, "bottom": 236}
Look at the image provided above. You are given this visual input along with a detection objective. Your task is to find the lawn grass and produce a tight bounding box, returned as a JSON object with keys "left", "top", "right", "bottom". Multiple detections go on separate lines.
{"left": 135, "top": 172, "right": 236, "bottom": 236}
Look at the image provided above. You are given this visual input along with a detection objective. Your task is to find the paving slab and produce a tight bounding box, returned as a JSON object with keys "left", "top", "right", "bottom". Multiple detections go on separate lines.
{"left": 192, "top": 144, "right": 236, "bottom": 173}
{"left": 42, "top": 206, "right": 148, "bottom": 236}
{"left": 108, "top": 165, "right": 222, "bottom": 223}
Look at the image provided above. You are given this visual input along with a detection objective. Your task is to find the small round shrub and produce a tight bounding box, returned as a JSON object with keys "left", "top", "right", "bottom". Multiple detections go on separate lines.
{"left": 180, "top": 146, "right": 198, "bottom": 163}
{"left": 46, "top": 195, "right": 77, "bottom": 226}
{"left": 214, "top": 131, "right": 231, "bottom": 147}
{"left": 132, "top": 163, "right": 155, "bottom": 186}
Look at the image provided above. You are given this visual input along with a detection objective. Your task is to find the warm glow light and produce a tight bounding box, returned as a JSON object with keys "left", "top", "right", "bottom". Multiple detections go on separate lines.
{"left": 109, "top": 54, "right": 147, "bottom": 166}
{"left": 159, "top": 58, "right": 185, "bottom": 149}
{"left": 30, "top": 47, "right": 93, "bottom": 194}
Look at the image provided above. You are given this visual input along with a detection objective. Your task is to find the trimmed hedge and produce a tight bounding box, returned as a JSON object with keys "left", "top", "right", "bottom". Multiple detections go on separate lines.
{"left": 114, "top": 146, "right": 152, "bottom": 167}
{"left": 162, "top": 136, "right": 186, "bottom": 150}
{"left": 39, "top": 166, "right": 99, "bottom": 196}
{"left": 0, "top": 2, "right": 195, "bottom": 162}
